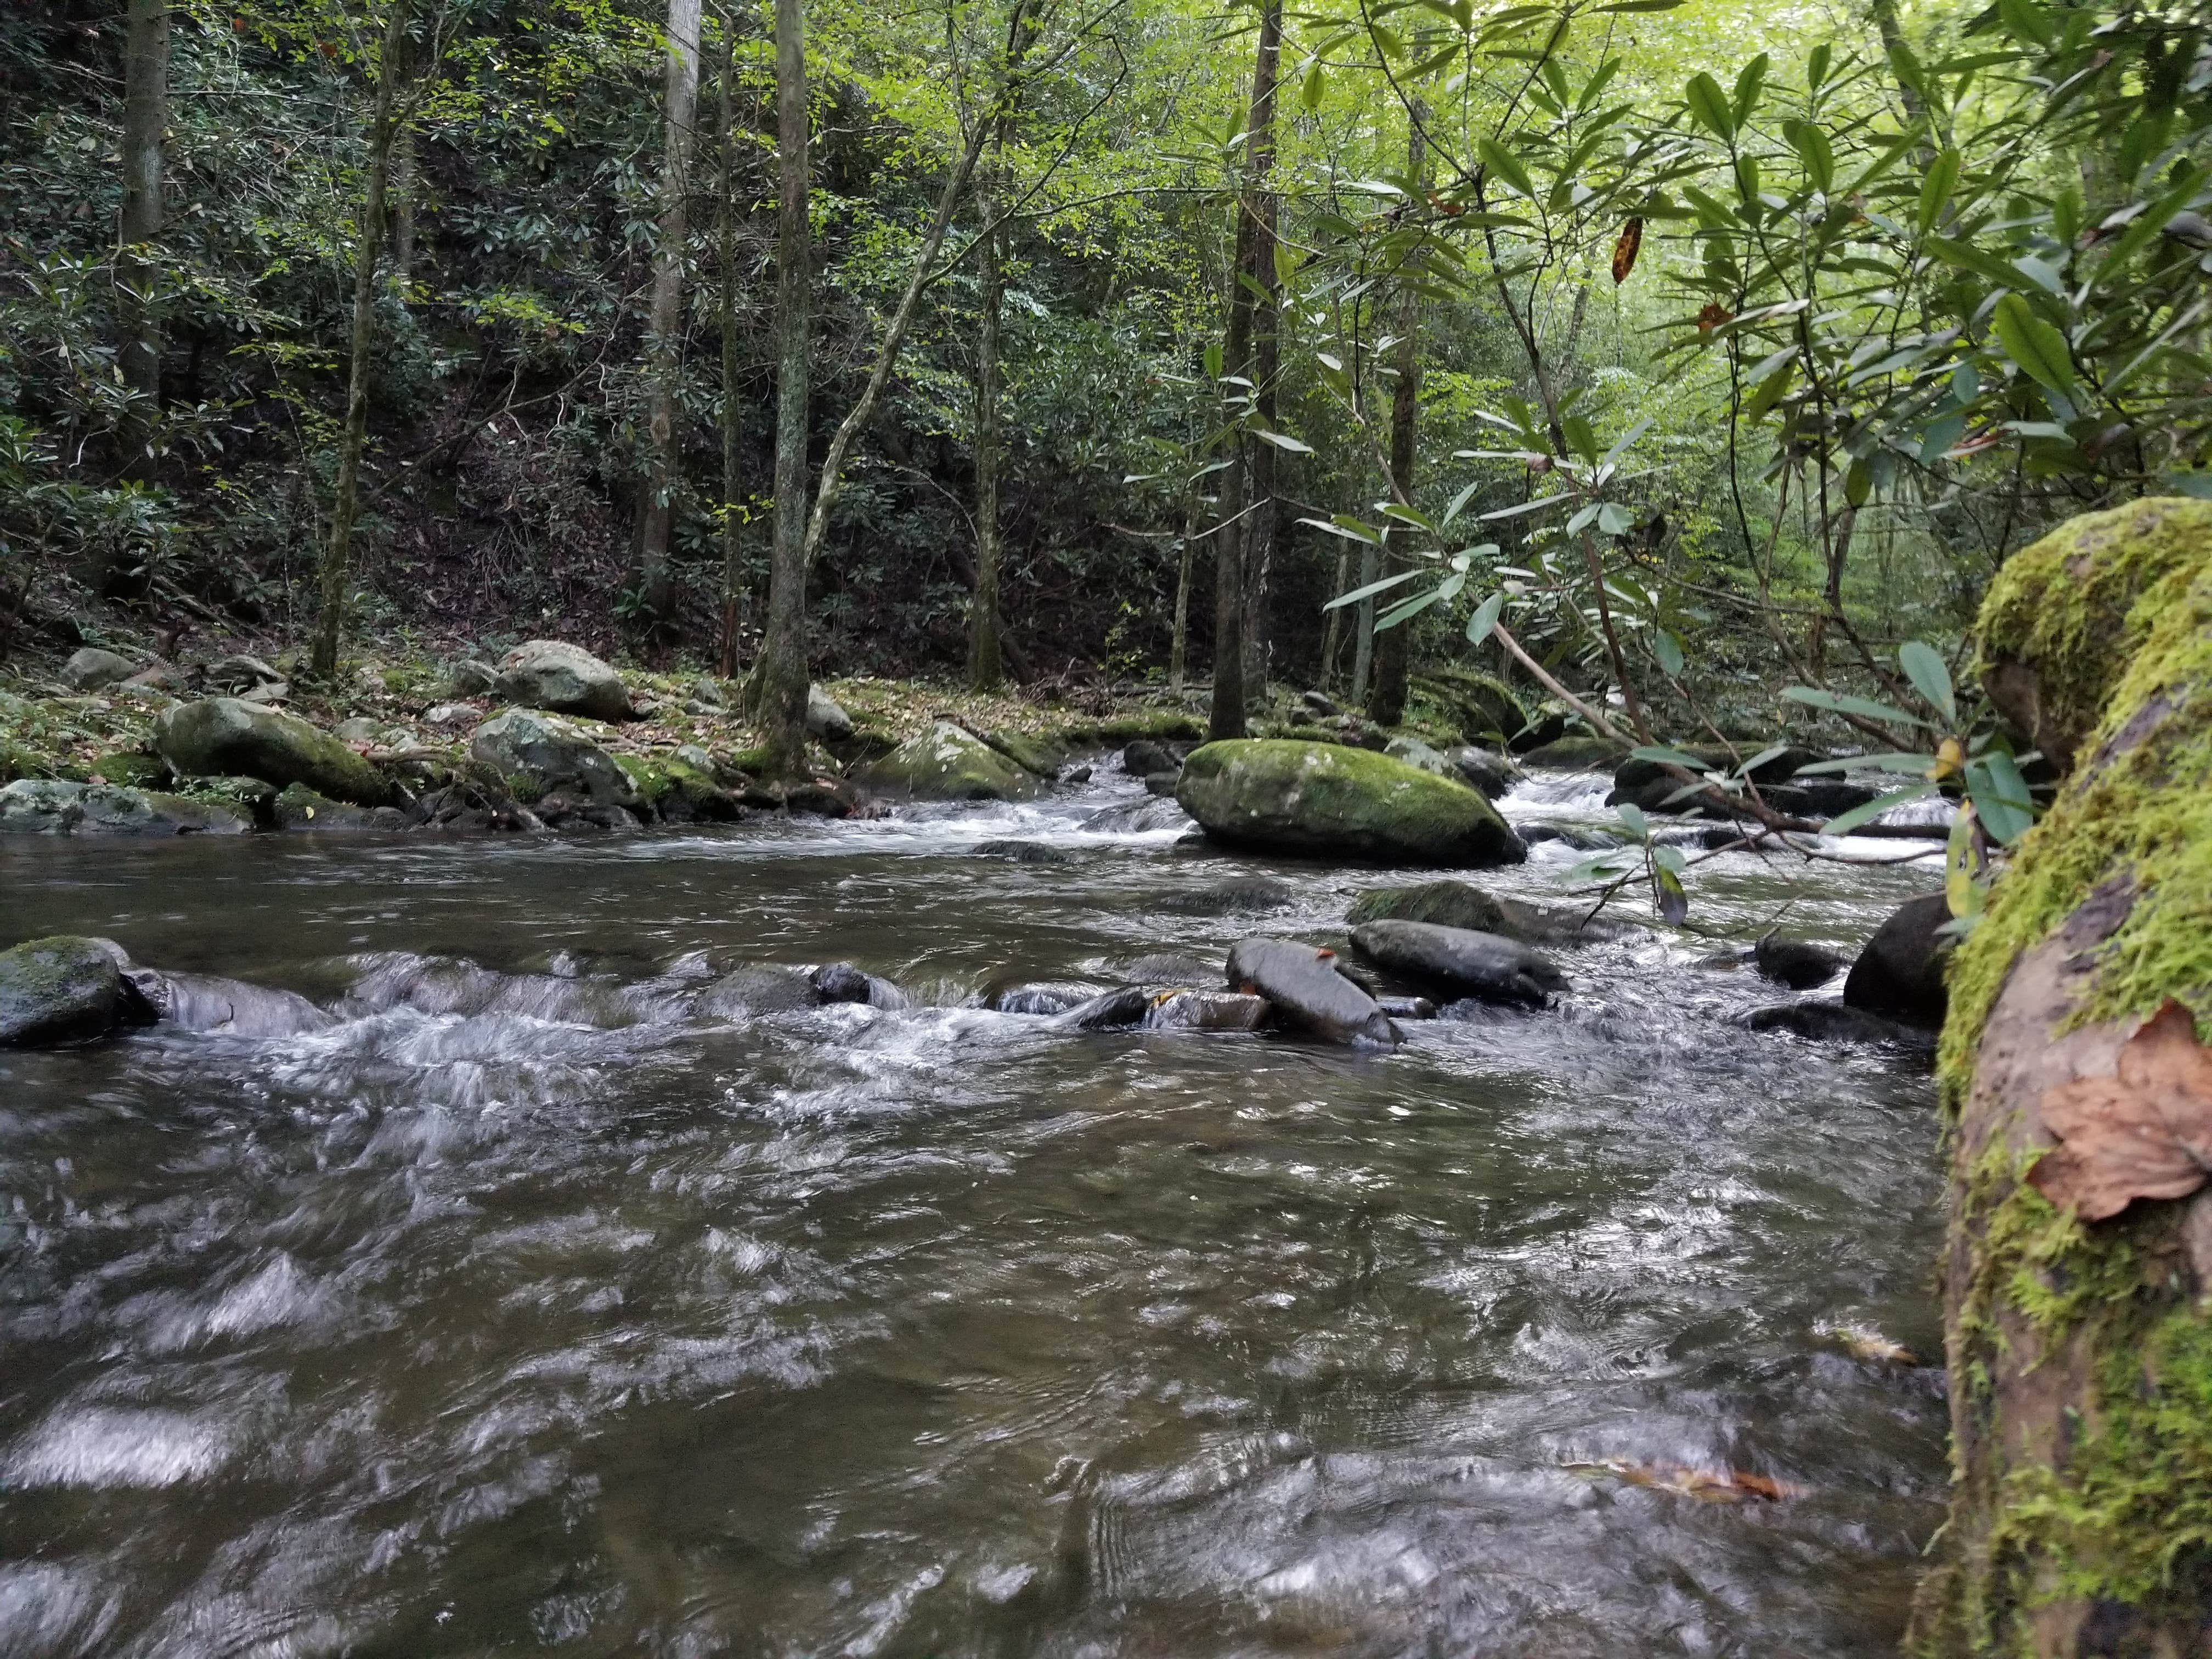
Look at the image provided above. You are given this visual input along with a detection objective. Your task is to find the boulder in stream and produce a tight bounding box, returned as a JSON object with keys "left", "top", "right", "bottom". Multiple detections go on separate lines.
{"left": 695, "top": 965, "right": 822, "bottom": 1017}
{"left": 812, "top": 962, "right": 910, "bottom": 1010}
{"left": 1515, "top": 735, "right": 1624, "bottom": 770}
{"left": 0, "top": 778, "right": 252, "bottom": 836}
{"left": 1121, "top": 738, "right": 1178, "bottom": 778}
{"left": 1225, "top": 937, "right": 1400, "bottom": 1046}
{"left": 272, "top": 782, "right": 414, "bottom": 832}
{"left": 493, "top": 640, "right": 634, "bottom": 721}
{"left": 470, "top": 708, "right": 640, "bottom": 811}
{"left": 1446, "top": 746, "right": 1521, "bottom": 799}
{"left": 986, "top": 980, "right": 1101, "bottom": 1015}
{"left": 133, "top": 970, "right": 336, "bottom": 1037}
{"left": 1346, "top": 879, "right": 1628, "bottom": 946}
{"left": 1841, "top": 891, "right": 1953, "bottom": 1027}
{"left": 1143, "top": 990, "right": 1269, "bottom": 1031}
{"left": 1176, "top": 740, "right": 1523, "bottom": 867}
{"left": 1739, "top": 1000, "right": 1937, "bottom": 1051}
{"left": 1752, "top": 934, "right": 1850, "bottom": 990}
{"left": 1348, "top": 919, "right": 1567, "bottom": 1008}
{"left": 858, "top": 722, "right": 1040, "bottom": 802}
{"left": 0, "top": 935, "right": 153, "bottom": 1047}
{"left": 155, "top": 697, "right": 393, "bottom": 805}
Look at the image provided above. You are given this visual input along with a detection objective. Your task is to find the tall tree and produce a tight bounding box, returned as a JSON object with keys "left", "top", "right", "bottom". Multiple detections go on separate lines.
{"left": 967, "top": 128, "right": 1008, "bottom": 690}
{"left": 1208, "top": 0, "right": 1280, "bottom": 741}
{"left": 637, "top": 0, "right": 705, "bottom": 630}
{"left": 753, "top": 0, "right": 813, "bottom": 773}
{"left": 115, "top": 0, "right": 168, "bottom": 494}
{"left": 1367, "top": 105, "right": 1425, "bottom": 726}
{"left": 309, "top": 0, "right": 412, "bottom": 680}
{"left": 1240, "top": 25, "right": 1282, "bottom": 691}
{"left": 715, "top": 5, "right": 744, "bottom": 676}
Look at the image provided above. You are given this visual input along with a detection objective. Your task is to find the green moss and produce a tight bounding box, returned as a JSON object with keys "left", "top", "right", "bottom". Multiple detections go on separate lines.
{"left": 505, "top": 770, "right": 545, "bottom": 805}
{"left": 723, "top": 746, "right": 771, "bottom": 777}
{"left": 1087, "top": 709, "right": 1206, "bottom": 743}
{"left": 91, "top": 751, "right": 167, "bottom": 788}
{"left": 1177, "top": 738, "right": 1523, "bottom": 866}
{"left": 1916, "top": 512, "right": 2212, "bottom": 1655}
{"left": 1975, "top": 496, "right": 2212, "bottom": 768}
{"left": 613, "top": 754, "right": 674, "bottom": 804}
{"left": 1412, "top": 666, "right": 1530, "bottom": 743}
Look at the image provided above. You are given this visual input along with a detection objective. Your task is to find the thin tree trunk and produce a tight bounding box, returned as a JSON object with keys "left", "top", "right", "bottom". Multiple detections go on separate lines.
{"left": 716, "top": 7, "right": 743, "bottom": 677}
{"left": 753, "top": 0, "right": 812, "bottom": 773}
{"left": 637, "top": 0, "right": 703, "bottom": 630}
{"left": 1242, "top": 9, "right": 1282, "bottom": 693}
{"left": 1368, "top": 103, "right": 1425, "bottom": 726}
{"left": 967, "top": 137, "right": 1006, "bottom": 690}
{"left": 115, "top": 0, "right": 168, "bottom": 490}
{"left": 1169, "top": 493, "right": 1197, "bottom": 694}
{"left": 1319, "top": 539, "right": 1349, "bottom": 687}
{"left": 310, "top": 0, "right": 410, "bottom": 680}
{"left": 389, "top": 127, "right": 416, "bottom": 286}
{"left": 1209, "top": 0, "right": 1279, "bottom": 741}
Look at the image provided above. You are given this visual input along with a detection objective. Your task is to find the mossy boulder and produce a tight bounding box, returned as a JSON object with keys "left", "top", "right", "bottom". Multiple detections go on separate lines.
{"left": 91, "top": 751, "right": 167, "bottom": 789}
{"left": 857, "top": 721, "right": 1041, "bottom": 802}
{"left": 471, "top": 708, "right": 640, "bottom": 808}
{"left": 1346, "top": 877, "right": 1629, "bottom": 944}
{"left": 0, "top": 935, "right": 150, "bottom": 1047}
{"left": 493, "top": 640, "right": 634, "bottom": 721}
{"left": 0, "top": 778, "right": 252, "bottom": 836}
{"left": 154, "top": 697, "right": 393, "bottom": 806}
{"left": 1909, "top": 505, "right": 2212, "bottom": 1655}
{"left": 272, "top": 782, "right": 413, "bottom": 832}
{"left": 1176, "top": 740, "right": 1524, "bottom": 866}
{"left": 1413, "top": 667, "right": 1530, "bottom": 743}
{"left": 1516, "top": 735, "right": 1627, "bottom": 771}
{"left": 611, "top": 753, "right": 741, "bottom": 822}
{"left": 1974, "top": 495, "right": 2212, "bottom": 774}
{"left": 980, "top": 728, "right": 1066, "bottom": 778}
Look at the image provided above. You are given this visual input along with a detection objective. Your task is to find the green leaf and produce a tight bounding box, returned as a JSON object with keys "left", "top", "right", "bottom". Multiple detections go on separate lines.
{"left": 1781, "top": 686, "right": 1933, "bottom": 727}
{"left": 1615, "top": 802, "right": 1650, "bottom": 839}
{"left": 1945, "top": 805, "right": 1983, "bottom": 919}
{"left": 1630, "top": 744, "right": 1707, "bottom": 769}
{"left": 1375, "top": 586, "right": 1446, "bottom": 630}
{"left": 1965, "top": 752, "right": 2036, "bottom": 844}
{"left": 1916, "top": 150, "right": 1960, "bottom": 235}
{"left": 1923, "top": 234, "right": 2026, "bottom": 292}
{"left": 1301, "top": 59, "right": 1324, "bottom": 110}
{"left": 1990, "top": 293, "right": 2074, "bottom": 394}
{"left": 1897, "top": 640, "right": 1957, "bottom": 725}
{"left": 1684, "top": 72, "right": 1734, "bottom": 141}
{"left": 1251, "top": 427, "right": 1314, "bottom": 454}
{"left": 1655, "top": 864, "right": 1689, "bottom": 925}
{"left": 1730, "top": 53, "right": 1770, "bottom": 129}
{"left": 1301, "top": 514, "right": 1381, "bottom": 548}
{"left": 1320, "top": 566, "right": 1421, "bottom": 609}
{"left": 1784, "top": 120, "right": 1833, "bottom": 193}
{"left": 1465, "top": 591, "right": 1504, "bottom": 647}
{"left": 1477, "top": 137, "right": 1536, "bottom": 200}
{"left": 1653, "top": 629, "right": 1684, "bottom": 677}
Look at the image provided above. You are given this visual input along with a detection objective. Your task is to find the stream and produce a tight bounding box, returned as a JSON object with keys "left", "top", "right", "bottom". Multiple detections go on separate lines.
{"left": 0, "top": 768, "right": 1951, "bottom": 1657}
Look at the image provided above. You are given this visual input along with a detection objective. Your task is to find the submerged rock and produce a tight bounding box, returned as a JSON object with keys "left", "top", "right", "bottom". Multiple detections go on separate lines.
{"left": 859, "top": 722, "right": 1041, "bottom": 802}
{"left": 1739, "top": 1001, "right": 1937, "bottom": 1050}
{"left": 812, "top": 962, "right": 910, "bottom": 1010}
{"left": 1345, "top": 879, "right": 1626, "bottom": 945}
{"left": 1348, "top": 919, "right": 1567, "bottom": 1008}
{"left": 1225, "top": 937, "right": 1400, "bottom": 1046}
{"left": 1077, "top": 797, "right": 1189, "bottom": 835}
{"left": 494, "top": 640, "right": 634, "bottom": 721}
{"left": 1176, "top": 740, "right": 1523, "bottom": 867}
{"left": 1841, "top": 891, "right": 1953, "bottom": 1027}
{"left": 471, "top": 708, "right": 640, "bottom": 811}
{"left": 1515, "top": 735, "right": 1624, "bottom": 770}
{"left": 135, "top": 971, "right": 335, "bottom": 1037}
{"left": 1160, "top": 876, "right": 1296, "bottom": 916}
{"left": 1752, "top": 934, "right": 1849, "bottom": 990}
{"left": 694, "top": 965, "right": 821, "bottom": 1017}
{"left": 1116, "top": 952, "right": 1218, "bottom": 985}
{"left": 974, "top": 839, "right": 1080, "bottom": 865}
{"left": 986, "top": 980, "right": 1102, "bottom": 1015}
{"left": 155, "top": 697, "right": 393, "bottom": 805}
{"left": 1143, "top": 990, "right": 1269, "bottom": 1031}
{"left": 0, "top": 935, "right": 152, "bottom": 1047}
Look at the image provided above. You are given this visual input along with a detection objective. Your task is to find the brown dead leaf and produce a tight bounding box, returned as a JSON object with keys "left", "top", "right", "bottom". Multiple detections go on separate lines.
{"left": 1611, "top": 217, "right": 1644, "bottom": 285}
{"left": 2029, "top": 1000, "right": 2212, "bottom": 1222}
{"left": 1562, "top": 1458, "right": 1801, "bottom": 1503}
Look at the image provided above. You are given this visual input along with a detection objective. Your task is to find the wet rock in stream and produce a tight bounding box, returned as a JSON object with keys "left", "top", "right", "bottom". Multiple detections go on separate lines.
{"left": 1225, "top": 937, "right": 1401, "bottom": 1047}
{"left": 811, "top": 962, "right": 910, "bottom": 1010}
{"left": 1348, "top": 919, "right": 1568, "bottom": 1009}
{"left": 1753, "top": 934, "right": 1850, "bottom": 990}
{"left": 0, "top": 935, "right": 153, "bottom": 1047}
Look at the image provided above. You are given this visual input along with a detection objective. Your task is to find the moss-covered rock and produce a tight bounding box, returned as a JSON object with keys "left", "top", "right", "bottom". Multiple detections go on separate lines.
{"left": 1176, "top": 740, "right": 1525, "bottom": 866}
{"left": 0, "top": 935, "right": 147, "bottom": 1047}
{"left": 857, "top": 721, "right": 1041, "bottom": 802}
{"left": 611, "top": 753, "right": 740, "bottom": 822}
{"left": 1909, "top": 507, "right": 2212, "bottom": 1656}
{"left": 91, "top": 751, "right": 167, "bottom": 789}
{"left": 471, "top": 708, "right": 639, "bottom": 808}
{"left": 155, "top": 697, "right": 393, "bottom": 805}
{"left": 979, "top": 727, "right": 1065, "bottom": 778}
{"left": 1412, "top": 667, "right": 1530, "bottom": 743}
{"left": 272, "top": 782, "right": 413, "bottom": 832}
{"left": 1516, "top": 735, "right": 1627, "bottom": 771}
{"left": 1974, "top": 495, "right": 2212, "bottom": 774}
{"left": 1345, "top": 877, "right": 1629, "bottom": 944}
{"left": 0, "top": 778, "right": 252, "bottom": 836}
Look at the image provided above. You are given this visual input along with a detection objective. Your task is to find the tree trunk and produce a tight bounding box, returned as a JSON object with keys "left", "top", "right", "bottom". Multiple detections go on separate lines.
{"left": 637, "top": 0, "right": 703, "bottom": 631}
{"left": 1169, "top": 493, "right": 1198, "bottom": 695}
{"left": 967, "top": 142, "right": 1006, "bottom": 690}
{"left": 1319, "top": 539, "right": 1350, "bottom": 687}
{"left": 115, "top": 0, "right": 168, "bottom": 489}
{"left": 389, "top": 126, "right": 416, "bottom": 286}
{"left": 753, "top": 0, "right": 812, "bottom": 774}
{"left": 716, "top": 7, "right": 743, "bottom": 677}
{"left": 309, "top": 0, "right": 410, "bottom": 681}
{"left": 1368, "top": 105, "right": 1425, "bottom": 726}
{"left": 1908, "top": 498, "right": 2212, "bottom": 1657}
{"left": 1208, "top": 0, "right": 1279, "bottom": 741}
{"left": 1241, "top": 7, "right": 1282, "bottom": 693}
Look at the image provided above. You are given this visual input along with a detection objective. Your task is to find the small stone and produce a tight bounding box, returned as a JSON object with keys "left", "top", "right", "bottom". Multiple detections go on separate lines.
{"left": 334, "top": 717, "right": 382, "bottom": 743}
{"left": 60, "top": 647, "right": 136, "bottom": 690}
{"left": 422, "top": 703, "right": 477, "bottom": 728}
{"left": 205, "top": 653, "right": 285, "bottom": 691}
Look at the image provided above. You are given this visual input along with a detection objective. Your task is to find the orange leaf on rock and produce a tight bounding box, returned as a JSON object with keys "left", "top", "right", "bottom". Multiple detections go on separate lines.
{"left": 2029, "top": 1000, "right": 2212, "bottom": 1222}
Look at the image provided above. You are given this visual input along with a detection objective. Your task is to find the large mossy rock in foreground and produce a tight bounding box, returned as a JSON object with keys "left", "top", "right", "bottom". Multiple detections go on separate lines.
{"left": 857, "top": 721, "right": 1040, "bottom": 802}
{"left": 155, "top": 697, "right": 392, "bottom": 806}
{"left": 1976, "top": 495, "right": 2212, "bottom": 773}
{"left": 1909, "top": 502, "right": 2212, "bottom": 1657}
{"left": 0, "top": 935, "right": 147, "bottom": 1047}
{"left": 1177, "top": 740, "right": 1523, "bottom": 866}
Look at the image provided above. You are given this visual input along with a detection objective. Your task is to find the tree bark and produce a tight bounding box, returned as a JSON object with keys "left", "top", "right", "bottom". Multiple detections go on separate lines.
{"left": 716, "top": 7, "right": 743, "bottom": 677}
{"left": 753, "top": 0, "right": 812, "bottom": 773}
{"left": 637, "top": 0, "right": 704, "bottom": 630}
{"left": 116, "top": 0, "right": 168, "bottom": 491}
{"left": 1241, "top": 4, "right": 1282, "bottom": 692}
{"left": 1208, "top": 0, "right": 1279, "bottom": 741}
{"left": 389, "top": 126, "right": 417, "bottom": 286}
{"left": 1368, "top": 104, "right": 1425, "bottom": 726}
{"left": 967, "top": 136, "right": 1007, "bottom": 690}
{"left": 1908, "top": 499, "right": 2212, "bottom": 1656}
{"left": 310, "top": 0, "right": 410, "bottom": 680}
{"left": 1169, "top": 493, "right": 1198, "bottom": 695}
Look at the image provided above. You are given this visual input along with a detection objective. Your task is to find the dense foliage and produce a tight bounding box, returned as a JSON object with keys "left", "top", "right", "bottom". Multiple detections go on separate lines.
{"left": 4, "top": 0, "right": 2208, "bottom": 733}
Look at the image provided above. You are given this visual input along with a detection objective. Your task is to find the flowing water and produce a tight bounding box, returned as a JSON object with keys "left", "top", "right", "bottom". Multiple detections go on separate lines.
{"left": 0, "top": 770, "right": 1953, "bottom": 1657}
